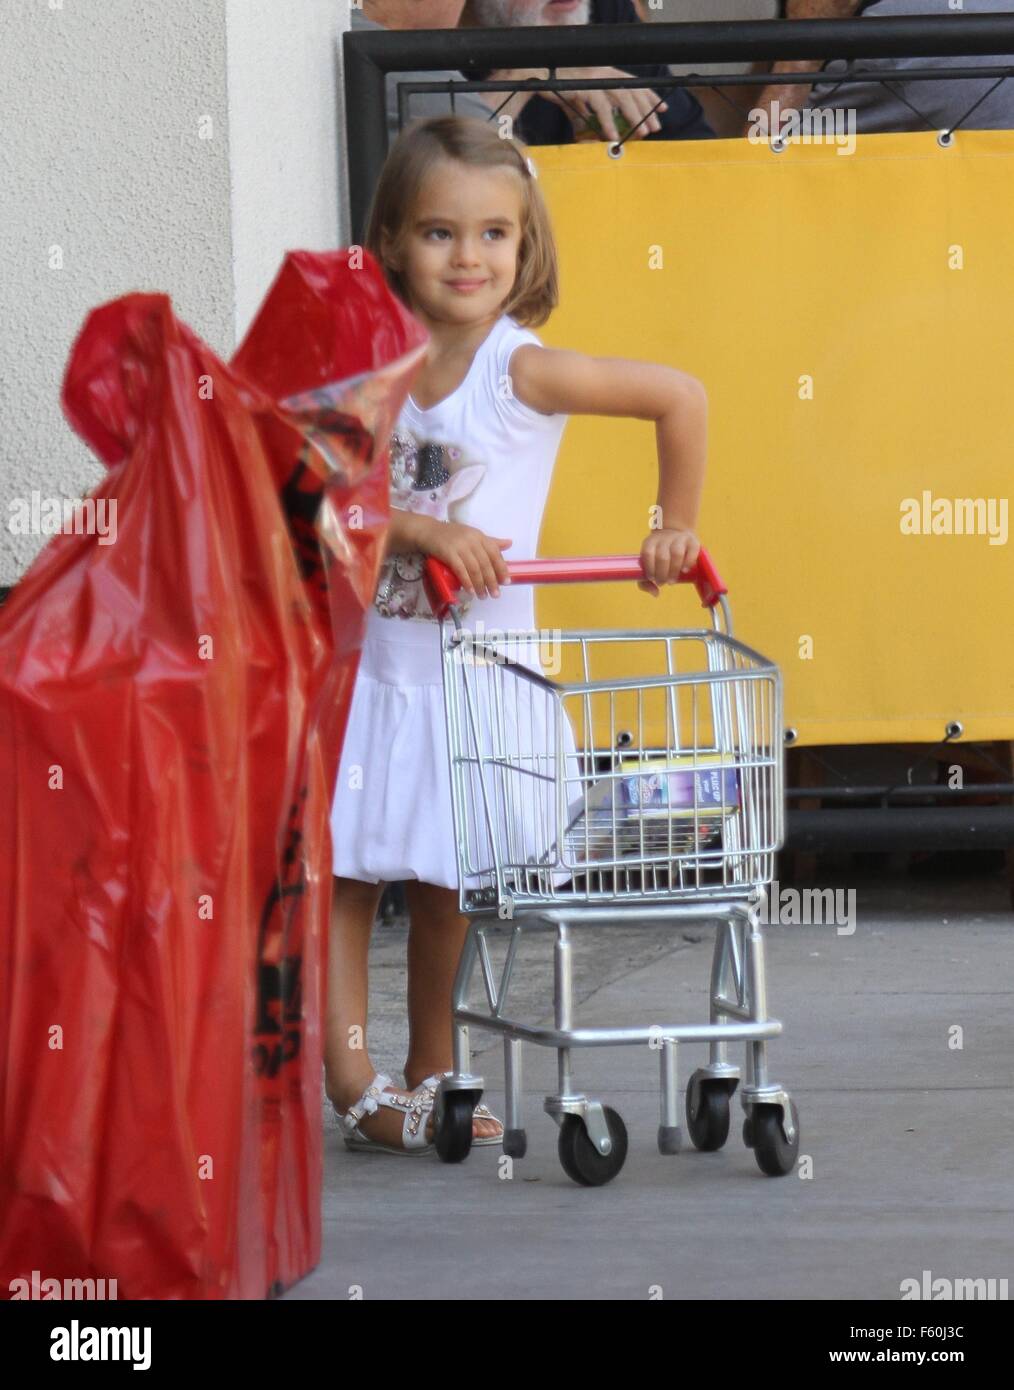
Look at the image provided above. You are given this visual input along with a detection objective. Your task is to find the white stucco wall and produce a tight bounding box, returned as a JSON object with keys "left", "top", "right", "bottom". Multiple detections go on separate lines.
{"left": 225, "top": 0, "right": 347, "bottom": 341}
{"left": 0, "top": 0, "right": 349, "bottom": 587}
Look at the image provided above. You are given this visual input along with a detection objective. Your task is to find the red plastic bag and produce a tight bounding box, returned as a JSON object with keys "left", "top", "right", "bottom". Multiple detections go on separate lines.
{"left": 0, "top": 251, "right": 427, "bottom": 1299}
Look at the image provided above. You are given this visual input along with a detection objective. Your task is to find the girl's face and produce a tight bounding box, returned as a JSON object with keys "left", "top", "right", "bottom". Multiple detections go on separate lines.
{"left": 390, "top": 160, "right": 524, "bottom": 329}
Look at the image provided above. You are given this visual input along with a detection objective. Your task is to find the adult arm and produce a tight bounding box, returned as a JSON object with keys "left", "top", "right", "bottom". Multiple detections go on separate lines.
{"left": 741, "top": 0, "right": 863, "bottom": 135}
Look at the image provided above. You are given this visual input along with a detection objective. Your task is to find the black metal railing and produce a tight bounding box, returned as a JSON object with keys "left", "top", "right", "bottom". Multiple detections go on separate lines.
{"left": 344, "top": 13, "right": 1014, "bottom": 237}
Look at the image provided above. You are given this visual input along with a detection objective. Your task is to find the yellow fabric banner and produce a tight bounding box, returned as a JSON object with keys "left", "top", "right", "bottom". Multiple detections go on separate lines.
{"left": 532, "top": 131, "right": 1014, "bottom": 746}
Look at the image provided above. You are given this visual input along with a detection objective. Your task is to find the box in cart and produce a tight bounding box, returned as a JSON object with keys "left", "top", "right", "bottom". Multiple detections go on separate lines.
{"left": 564, "top": 754, "right": 741, "bottom": 862}
{"left": 583, "top": 753, "right": 741, "bottom": 819}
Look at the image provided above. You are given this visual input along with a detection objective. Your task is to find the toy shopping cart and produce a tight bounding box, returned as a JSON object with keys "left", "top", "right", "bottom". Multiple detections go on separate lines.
{"left": 422, "top": 551, "right": 798, "bottom": 1186}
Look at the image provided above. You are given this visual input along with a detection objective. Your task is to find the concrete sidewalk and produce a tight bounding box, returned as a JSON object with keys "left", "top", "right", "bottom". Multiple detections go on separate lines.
{"left": 286, "top": 865, "right": 1013, "bottom": 1301}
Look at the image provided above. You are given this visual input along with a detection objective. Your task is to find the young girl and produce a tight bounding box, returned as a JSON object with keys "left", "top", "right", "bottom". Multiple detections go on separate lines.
{"left": 326, "top": 115, "right": 707, "bottom": 1153}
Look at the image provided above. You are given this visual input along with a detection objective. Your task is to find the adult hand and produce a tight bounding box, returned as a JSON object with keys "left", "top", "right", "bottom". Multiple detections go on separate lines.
{"left": 546, "top": 66, "right": 669, "bottom": 141}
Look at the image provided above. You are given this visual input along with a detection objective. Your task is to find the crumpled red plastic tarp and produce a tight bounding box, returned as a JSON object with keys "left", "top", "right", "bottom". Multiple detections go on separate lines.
{"left": 0, "top": 251, "right": 427, "bottom": 1299}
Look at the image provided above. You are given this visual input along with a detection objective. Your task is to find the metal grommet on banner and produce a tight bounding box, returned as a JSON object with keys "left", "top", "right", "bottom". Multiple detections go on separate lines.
{"left": 607, "top": 140, "right": 623, "bottom": 159}
{"left": 937, "top": 129, "right": 955, "bottom": 148}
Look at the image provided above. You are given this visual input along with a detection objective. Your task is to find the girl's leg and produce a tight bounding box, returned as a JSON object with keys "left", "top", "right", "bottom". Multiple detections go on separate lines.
{"left": 325, "top": 874, "right": 433, "bottom": 1147}
{"left": 402, "top": 879, "right": 500, "bottom": 1139}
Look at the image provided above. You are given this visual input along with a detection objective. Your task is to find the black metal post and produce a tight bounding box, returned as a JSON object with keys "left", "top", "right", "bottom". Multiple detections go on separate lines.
{"left": 787, "top": 806, "right": 1014, "bottom": 852}
{"left": 344, "top": 30, "right": 389, "bottom": 245}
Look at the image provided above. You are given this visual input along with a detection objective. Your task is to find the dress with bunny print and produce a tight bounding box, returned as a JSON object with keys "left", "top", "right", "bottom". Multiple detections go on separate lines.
{"left": 330, "top": 313, "right": 575, "bottom": 891}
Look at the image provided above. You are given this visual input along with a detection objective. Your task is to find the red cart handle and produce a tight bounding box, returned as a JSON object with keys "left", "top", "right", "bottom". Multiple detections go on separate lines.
{"left": 423, "top": 549, "right": 727, "bottom": 621}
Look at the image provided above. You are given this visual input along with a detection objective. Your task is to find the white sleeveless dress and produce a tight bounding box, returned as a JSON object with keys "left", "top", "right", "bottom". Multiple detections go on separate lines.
{"left": 330, "top": 314, "right": 578, "bottom": 891}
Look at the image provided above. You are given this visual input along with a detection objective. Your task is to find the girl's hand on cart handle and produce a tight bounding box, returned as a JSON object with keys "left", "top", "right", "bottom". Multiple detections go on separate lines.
{"left": 417, "top": 516, "right": 512, "bottom": 600}
{"left": 637, "top": 527, "right": 701, "bottom": 597}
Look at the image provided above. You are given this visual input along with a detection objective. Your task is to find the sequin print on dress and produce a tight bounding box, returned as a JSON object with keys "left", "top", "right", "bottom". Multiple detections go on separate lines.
{"left": 375, "top": 426, "right": 485, "bottom": 621}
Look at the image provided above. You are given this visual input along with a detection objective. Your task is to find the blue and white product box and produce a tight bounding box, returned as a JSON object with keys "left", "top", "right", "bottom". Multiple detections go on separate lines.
{"left": 585, "top": 754, "right": 740, "bottom": 820}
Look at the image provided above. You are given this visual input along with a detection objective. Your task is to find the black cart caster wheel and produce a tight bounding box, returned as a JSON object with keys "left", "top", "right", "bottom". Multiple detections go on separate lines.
{"left": 686, "top": 1079, "right": 732, "bottom": 1152}
{"left": 434, "top": 1091, "right": 478, "bottom": 1164}
{"left": 752, "top": 1100, "right": 800, "bottom": 1177}
{"left": 558, "top": 1107, "right": 628, "bottom": 1187}
{"left": 742, "top": 1110, "right": 756, "bottom": 1149}
{"left": 503, "top": 1128, "right": 527, "bottom": 1159}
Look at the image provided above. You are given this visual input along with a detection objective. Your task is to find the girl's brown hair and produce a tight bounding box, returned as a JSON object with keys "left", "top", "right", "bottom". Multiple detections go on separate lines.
{"left": 364, "top": 116, "right": 558, "bottom": 328}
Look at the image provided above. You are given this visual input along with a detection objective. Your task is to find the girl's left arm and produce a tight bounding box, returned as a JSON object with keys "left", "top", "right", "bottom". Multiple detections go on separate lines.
{"left": 510, "top": 346, "right": 707, "bottom": 596}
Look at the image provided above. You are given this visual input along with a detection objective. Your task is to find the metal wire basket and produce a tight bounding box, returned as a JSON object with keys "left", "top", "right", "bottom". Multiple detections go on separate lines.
{"left": 435, "top": 561, "right": 782, "bottom": 915}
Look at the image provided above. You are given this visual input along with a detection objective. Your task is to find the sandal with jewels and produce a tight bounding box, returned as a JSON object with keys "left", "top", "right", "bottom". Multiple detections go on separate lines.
{"left": 332, "top": 1072, "right": 435, "bottom": 1155}
{"left": 414, "top": 1074, "right": 505, "bottom": 1148}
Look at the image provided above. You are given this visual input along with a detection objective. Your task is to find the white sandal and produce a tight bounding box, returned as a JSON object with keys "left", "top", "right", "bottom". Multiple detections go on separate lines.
{"left": 332, "top": 1072, "right": 434, "bottom": 1155}
{"left": 471, "top": 1101, "right": 505, "bottom": 1147}
{"left": 415, "top": 1074, "right": 504, "bottom": 1148}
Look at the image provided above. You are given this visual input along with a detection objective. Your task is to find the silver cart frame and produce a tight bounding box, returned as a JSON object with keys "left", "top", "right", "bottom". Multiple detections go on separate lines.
{"left": 427, "top": 558, "right": 799, "bottom": 1184}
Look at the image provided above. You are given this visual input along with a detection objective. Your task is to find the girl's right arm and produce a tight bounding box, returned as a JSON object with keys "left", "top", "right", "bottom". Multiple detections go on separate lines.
{"left": 386, "top": 510, "right": 512, "bottom": 601}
